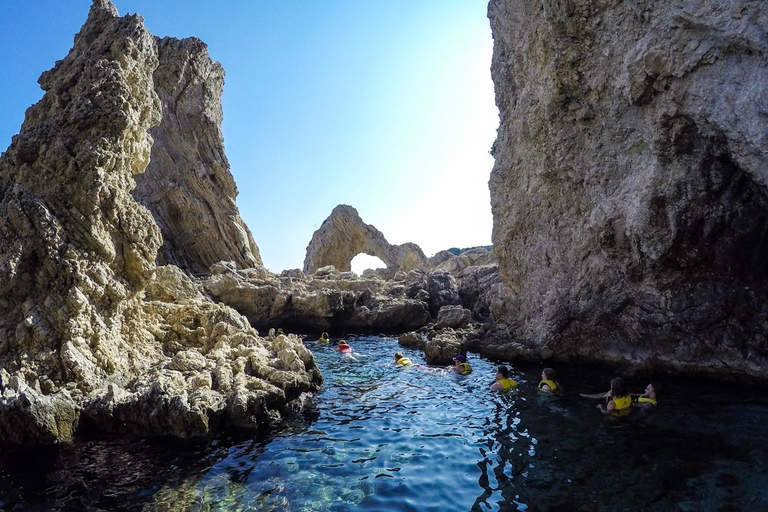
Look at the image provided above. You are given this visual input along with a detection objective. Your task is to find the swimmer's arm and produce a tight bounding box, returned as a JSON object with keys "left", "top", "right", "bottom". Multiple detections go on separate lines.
{"left": 580, "top": 391, "right": 610, "bottom": 399}
{"left": 597, "top": 400, "right": 615, "bottom": 414}
{"left": 490, "top": 382, "right": 502, "bottom": 391}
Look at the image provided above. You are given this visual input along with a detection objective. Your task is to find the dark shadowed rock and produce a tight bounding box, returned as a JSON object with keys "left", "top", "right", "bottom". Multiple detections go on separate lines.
{"left": 487, "top": 0, "right": 768, "bottom": 380}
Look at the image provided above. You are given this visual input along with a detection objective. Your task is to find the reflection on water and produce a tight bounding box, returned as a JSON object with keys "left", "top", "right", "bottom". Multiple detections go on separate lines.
{"left": 1, "top": 335, "right": 767, "bottom": 511}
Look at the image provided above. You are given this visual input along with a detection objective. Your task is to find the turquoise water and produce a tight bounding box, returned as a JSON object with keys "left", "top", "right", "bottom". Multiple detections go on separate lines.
{"left": 1, "top": 335, "right": 767, "bottom": 511}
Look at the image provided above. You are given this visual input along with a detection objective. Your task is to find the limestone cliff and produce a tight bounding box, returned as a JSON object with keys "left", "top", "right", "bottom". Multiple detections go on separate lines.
{"left": 488, "top": 0, "right": 768, "bottom": 379}
{"left": 132, "top": 35, "right": 261, "bottom": 274}
{"left": 0, "top": 0, "right": 319, "bottom": 444}
{"left": 303, "top": 205, "right": 428, "bottom": 274}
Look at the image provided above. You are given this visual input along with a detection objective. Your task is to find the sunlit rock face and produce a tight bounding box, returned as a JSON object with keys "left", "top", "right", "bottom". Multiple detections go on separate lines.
{"left": 132, "top": 35, "right": 261, "bottom": 274}
{"left": 487, "top": 0, "right": 768, "bottom": 379}
{"left": 0, "top": 0, "right": 320, "bottom": 445}
{"left": 303, "top": 205, "right": 428, "bottom": 274}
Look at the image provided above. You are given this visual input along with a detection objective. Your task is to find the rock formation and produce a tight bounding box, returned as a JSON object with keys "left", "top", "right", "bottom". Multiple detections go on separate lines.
{"left": 303, "top": 205, "right": 428, "bottom": 274}
{"left": 203, "top": 262, "right": 450, "bottom": 332}
{"left": 0, "top": 0, "right": 319, "bottom": 444}
{"left": 487, "top": 0, "right": 768, "bottom": 380}
{"left": 132, "top": 34, "right": 261, "bottom": 275}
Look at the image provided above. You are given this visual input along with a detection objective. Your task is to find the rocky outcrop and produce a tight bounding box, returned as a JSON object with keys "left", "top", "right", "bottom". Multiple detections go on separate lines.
{"left": 303, "top": 205, "right": 428, "bottom": 273}
{"left": 132, "top": 34, "right": 261, "bottom": 275}
{"left": 203, "top": 262, "right": 439, "bottom": 332}
{"left": 0, "top": 0, "right": 319, "bottom": 444}
{"left": 488, "top": 0, "right": 768, "bottom": 380}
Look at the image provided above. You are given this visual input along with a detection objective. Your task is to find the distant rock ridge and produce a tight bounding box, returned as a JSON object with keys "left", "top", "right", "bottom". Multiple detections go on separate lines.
{"left": 132, "top": 32, "right": 261, "bottom": 274}
{"left": 487, "top": 0, "right": 768, "bottom": 380}
{"left": 0, "top": 0, "right": 319, "bottom": 445}
{"left": 303, "top": 205, "right": 428, "bottom": 274}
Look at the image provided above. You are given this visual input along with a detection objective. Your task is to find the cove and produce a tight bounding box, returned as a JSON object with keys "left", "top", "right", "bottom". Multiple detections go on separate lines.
{"left": 1, "top": 335, "right": 767, "bottom": 511}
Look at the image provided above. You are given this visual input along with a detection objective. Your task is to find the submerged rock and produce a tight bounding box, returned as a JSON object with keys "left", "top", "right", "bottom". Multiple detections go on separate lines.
{"left": 487, "top": 0, "right": 768, "bottom": 380}
{"left": 0, "top": 0, "right": 320, "bottom": 444}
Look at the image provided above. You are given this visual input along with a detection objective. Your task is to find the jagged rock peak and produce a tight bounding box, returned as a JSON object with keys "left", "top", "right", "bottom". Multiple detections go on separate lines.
{"left": 132, "top": 32, "right": 262, "bottom": 274}
{"left": 487, "top": 0, "right": 768, "bottom": 380}
{"left": 303, "top": 204, "right": 427, "bottom": 274}
{"left": 0, "top": 0, "right": 318, "bottom": 444}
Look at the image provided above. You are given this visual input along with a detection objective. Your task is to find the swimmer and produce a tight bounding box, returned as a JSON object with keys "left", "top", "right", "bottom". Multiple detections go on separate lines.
{"left": 538, "top": 368, "right": 562, "bottom": 395}
{"left": 591, "top": 377, "right": 632, "bottom": 417}
{"left": 453, "top": 354, "right": 472, "bottom": 375}
{"left": 336, "top": 340, "right": 370, "bottom": 359}
{"left": 634, "top": 382, "right": 660, "bottom": 408}
{"left": 394, "top": 352, "right": 413, "bottom": 367}
{"left": 490, "top": 366, "right": 517, "bottom": 390}
{"left": 319, "top": 332, "right": 330, "bottom": 343}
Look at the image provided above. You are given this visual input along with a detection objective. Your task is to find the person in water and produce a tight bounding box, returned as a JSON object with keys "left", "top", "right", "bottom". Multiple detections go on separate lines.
{"left": 634, "top": 382, "right": 660, "bottom": 408}
{"left": 394, "top": 352, "right": 413, "bottom": 367}
{"left": 538, "top": 367, "right": 561, "bottom": 395}
{"left": 319, "top": 332, "right": 330, "bottom": 343}
{"left": 453, "top": 354, "right": 472, "bottom": 375}
{"left": 336, "top": 340, "right": 370, "bottom": 359}
{"left": 590, "top": 377, "right": 632, "bottom": 416}
{"left": 490, "top": 366, "right": 517, "bottom": 390}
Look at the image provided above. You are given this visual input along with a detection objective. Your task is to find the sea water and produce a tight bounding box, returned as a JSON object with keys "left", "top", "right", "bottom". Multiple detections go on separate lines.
{"left": 1, "top": 335, "right": 767, "bottom": 511}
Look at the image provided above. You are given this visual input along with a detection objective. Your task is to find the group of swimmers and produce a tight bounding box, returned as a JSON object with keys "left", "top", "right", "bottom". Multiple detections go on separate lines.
{"left": 318, "top": 334, "right": 659, "bottom": 417}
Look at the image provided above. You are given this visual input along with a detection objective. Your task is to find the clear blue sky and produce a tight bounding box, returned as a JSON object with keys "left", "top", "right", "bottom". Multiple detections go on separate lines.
{"left": 0, "top": 0, "right": 498, "bottom": 273}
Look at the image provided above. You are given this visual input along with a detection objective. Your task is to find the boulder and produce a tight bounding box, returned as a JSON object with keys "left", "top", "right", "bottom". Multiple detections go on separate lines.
{"left": 435, "top": 305, "right": 472, "bottom": 330}
{"left": 424, "top": 330, "right": 462, "bottom": 366}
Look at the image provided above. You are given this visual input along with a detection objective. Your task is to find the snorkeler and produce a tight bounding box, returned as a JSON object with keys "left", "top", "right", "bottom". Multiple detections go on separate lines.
{"left": 538, "top": 367, "right": 561, "bottom": 395}
{"left": 583, "top": 377, "right": 632, "bottom": 417}
{"left": 453, "top": 354, "right": 472, "bottom": 375}
{"left": 319, "top": 332, "right": 330, "bottom": 343}
{"left": 490, "top": 366, "right": 517, "bottom": 390}
{"left": 394, "top": 352, "right": 413, "bottom": 367}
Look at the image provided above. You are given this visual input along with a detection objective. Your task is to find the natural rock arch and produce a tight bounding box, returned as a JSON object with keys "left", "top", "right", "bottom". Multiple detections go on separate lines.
{"left": 303, "top": 205, "right": 427, "bottom": 274}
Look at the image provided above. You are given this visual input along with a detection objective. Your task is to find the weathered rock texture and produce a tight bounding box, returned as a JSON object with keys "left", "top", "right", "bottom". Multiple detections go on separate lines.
{"left": 303, "top": 205, "right": 428, "bottom": 274}
{"left": 488, "top": 0, "right": 768, "bottom": 379}
{"left": 204, "top": 263, "right": 455, "bottom": 332}
{"left": 0, "top": 0, "right": 319, "bottom": 444}
{"left": 132, "top": 34, "right": 261, "bottom": 274}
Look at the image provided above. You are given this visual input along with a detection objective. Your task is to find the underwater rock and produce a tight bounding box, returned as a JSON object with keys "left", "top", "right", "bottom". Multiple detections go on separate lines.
{"left": 0, "top": 0, "right": 320, "bottom": 444}
{"left": 487, "top": 0, "right": 768, "bottom": 380}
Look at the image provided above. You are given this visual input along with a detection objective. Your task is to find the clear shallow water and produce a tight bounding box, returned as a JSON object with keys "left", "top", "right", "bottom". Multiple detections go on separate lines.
{"left": 1, "top": 335, "right": 767, "bottom": 511}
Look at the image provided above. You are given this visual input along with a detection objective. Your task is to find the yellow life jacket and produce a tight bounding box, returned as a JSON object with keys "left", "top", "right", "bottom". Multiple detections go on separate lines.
{"left": 319, "top": 336, "right": 329, "bottom": 343}
{"left": 538, "top": 379, "right": 560, "bottom": 394}
{"left": 458, "top": 362, "right": 472, "bottom": 375}
{"left": 396, "top": 357, "right": 412, "bottom": 366}
{"left": 635, "top": 396, "right": 657, "bottom": 406}
{"left": 498, "top": 378, "right": 517, "bottom": 390}
{"left": 609, "top": 394, "right": 633, "bottom": 416}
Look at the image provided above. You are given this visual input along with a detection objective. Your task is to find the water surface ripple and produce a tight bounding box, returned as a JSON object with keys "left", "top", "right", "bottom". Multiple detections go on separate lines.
{"left": 1, "top": 335, "right": 767, "bottom": 511}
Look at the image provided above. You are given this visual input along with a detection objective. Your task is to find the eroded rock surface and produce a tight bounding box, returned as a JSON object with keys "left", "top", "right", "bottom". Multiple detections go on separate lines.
{"left": 303, "top": 205, "right": 428, "bottom": 274}
{"left": 488, "top": 0, "right": 768, "bottom": 379}
{"left": 0, "top": 0, "right": 319, "bottom": 444}
{"left": 132, "top": 34, "right": 261, "bottom": 274}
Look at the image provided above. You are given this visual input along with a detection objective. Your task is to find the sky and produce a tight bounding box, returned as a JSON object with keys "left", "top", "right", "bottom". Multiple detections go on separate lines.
{"left": 0, "top": 0, "right": 498, "bottom": 273}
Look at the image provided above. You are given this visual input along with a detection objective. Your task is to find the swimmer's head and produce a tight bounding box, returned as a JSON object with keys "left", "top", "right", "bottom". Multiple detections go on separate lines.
{"left": 453, "top": 354, "right": 466, "bottom": 363}
{"left": 497, "top": 366, "right": 509, "bottom": 379}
